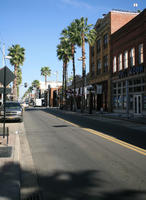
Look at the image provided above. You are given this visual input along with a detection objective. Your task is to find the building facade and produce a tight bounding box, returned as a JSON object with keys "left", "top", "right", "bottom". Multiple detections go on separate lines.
{"left": 89, "top": 10, "right": 138, "bottom": 112}
{"left": 111, "top": 9, "right": 146, "bottom": 115}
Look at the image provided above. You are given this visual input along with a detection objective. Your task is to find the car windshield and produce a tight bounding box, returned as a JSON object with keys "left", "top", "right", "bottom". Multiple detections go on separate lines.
{"left": 5, "top": 102, "right": 21, "bottom": 109}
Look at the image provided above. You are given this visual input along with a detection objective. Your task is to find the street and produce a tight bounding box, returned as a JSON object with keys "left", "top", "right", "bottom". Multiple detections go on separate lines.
{"left": 23, "top": 107, "right": 146, "bottom": 200}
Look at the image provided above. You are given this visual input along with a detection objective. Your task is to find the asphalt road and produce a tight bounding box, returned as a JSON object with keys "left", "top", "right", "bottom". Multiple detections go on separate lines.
{"left": 23, "top": 107, "right": 146, "bottom": 200}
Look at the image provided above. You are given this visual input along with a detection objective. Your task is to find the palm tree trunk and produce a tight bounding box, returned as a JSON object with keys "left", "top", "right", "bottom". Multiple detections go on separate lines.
{"left": 71, "top": 44, "right": 77, "bottom": 111}
{"left": 81, "top": 33, "right": 86, "bottom": 112}
{"left": 45, "top": 75, "right": 47, "bottom": 90}
{"left": 64, "top": 60, "right": 67, "bottom": 107}
{"left": 62, "top": 62, "right": 65, "bottom": 108}
{"left": 13, "top": 64, "right": 17, "bottom": 101}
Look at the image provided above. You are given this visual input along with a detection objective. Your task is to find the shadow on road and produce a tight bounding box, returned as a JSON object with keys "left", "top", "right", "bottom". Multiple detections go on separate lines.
{"left": 0, "top": 162, "right": 146, "bottom": 200}
{"left": 37, "top": 108, "right": 146, "bottom": 150}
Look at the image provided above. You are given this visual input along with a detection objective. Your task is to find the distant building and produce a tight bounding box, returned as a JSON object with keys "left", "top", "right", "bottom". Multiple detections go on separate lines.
{"left": 39, "top": 81, "right": 62, "bottom": 107}
{"left": 89, "top": 10, "right": 139, "bottom": 112}
{"left": 111, "top": 9, "right": 146, "bottom": 115}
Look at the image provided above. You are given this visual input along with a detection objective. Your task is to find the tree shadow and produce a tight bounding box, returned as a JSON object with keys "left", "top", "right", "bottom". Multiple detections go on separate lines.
{"left": 0, "top": 162, "right": 146, "bottom": 200}
{"left": 42, "top": 108, "right": 146, "bottom": 150}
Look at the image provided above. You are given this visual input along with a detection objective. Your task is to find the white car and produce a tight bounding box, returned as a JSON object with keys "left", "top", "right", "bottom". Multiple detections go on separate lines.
{"left": 21, "top": 102, "right": 29, "bottom": 110}
{"left": 0, "top": 101, "right": 23, "bottom": 122}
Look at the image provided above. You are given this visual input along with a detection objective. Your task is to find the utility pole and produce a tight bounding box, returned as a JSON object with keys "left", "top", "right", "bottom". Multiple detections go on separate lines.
{"left": 2, "top": 44, "right": 5, "bottom": 67}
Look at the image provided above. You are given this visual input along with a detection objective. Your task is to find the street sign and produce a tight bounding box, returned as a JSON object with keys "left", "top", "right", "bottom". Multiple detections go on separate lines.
{"left": 0, "top": 66, "right": 15, "bottom": 86}
{"left": 0, "top": 87, "right": 11, "bottom": 94}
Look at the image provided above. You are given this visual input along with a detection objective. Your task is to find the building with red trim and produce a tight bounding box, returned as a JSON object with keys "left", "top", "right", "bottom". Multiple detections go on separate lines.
{"left": 89, "top": 10, "right": 139, "bottom": 112}
{"left": 111, "top": 9, "right": 146, "bottom": 115}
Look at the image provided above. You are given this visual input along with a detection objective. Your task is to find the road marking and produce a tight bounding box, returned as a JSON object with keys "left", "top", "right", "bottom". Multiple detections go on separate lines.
{"left": 83, "top": 128, "right": 146, "bottom": 156}
{"left": 48, "top": 112, "right": 146, "bottom": 156}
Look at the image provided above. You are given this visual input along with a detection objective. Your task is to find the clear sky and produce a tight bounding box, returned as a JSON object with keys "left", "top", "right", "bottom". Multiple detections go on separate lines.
{"left": 0, "top": 0, "right": 145, "bottom": 98}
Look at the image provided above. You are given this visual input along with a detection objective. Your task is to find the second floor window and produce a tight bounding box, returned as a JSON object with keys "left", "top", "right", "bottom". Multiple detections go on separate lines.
{"left": 103, "top": 34, "right": 108, "bottom": 49}
{"left": 103, "top": 55, "right": 108, "bottom": 72}
{"left": 124, "top": 51, "right": 128, "bottom": 69}
{"left": 96, "top": 39, "right": 101, "bottom": 53}
{"left": 130, "top": 48, "right": 135, "bottom": 67}
{"left": 97, "top": 59, "right": 101, "bottom": 74}
{"left": 113, "top": 56, "right": 117, "bottom": 73}
{"left": 118, "top": 54, "right": 122, "bottom": 71}
{"left": 138, "top": 43, "right": 143, "bottom": 64}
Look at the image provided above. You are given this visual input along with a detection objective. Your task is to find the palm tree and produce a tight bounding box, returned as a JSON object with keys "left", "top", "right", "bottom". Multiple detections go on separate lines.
{"left": 22, "top": 86, "right": 33, "bottom": 100}
{"left": 8, "top": 44, "right": 25, "bottom": 101}
{"left": 41, "top": 66, "right": 51, "bottom": 90}
{"left": 32, "top": 80, "right": 40, "bottom": 89}
{"left": 75, "top": 17, "right": 97, "bottom": 111}
{"left": 17, "top": 66, "right": 22, "bottom": 98}
{"left": 57, "top": 38, "right": 72, "bottom": 108}
{"left": 61, "top": 21, "right": 81, "bottom": 111}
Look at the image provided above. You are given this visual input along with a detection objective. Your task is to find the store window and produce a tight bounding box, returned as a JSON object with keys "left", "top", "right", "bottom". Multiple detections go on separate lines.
{"left": 129, "top": 95, "right": 133, "bottom": 110}
{"left": 124, "top": 51, "right": 128, "bottom": 69}
{"left": 118, "top": 54, "right": 122, "bottom": 71}
{"left": 130, "top": 48, "right": 135, "bottom": 67}
{"left": 138, "top": 43, "right": 143, "bottom": 64}
{"left": 113, "top": 56, "right": 117, "bottom": 73}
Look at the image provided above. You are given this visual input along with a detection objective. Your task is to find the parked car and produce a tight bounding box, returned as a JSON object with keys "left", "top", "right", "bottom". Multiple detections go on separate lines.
{"left": 20, "top": 101, "right": 29, "bottom": 110}
{"left": 0, "top": 101, "right": 23, "bottom": 122}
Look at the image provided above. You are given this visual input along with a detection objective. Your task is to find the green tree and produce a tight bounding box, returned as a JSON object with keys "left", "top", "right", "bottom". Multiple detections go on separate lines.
{"left": 57, "top": 38, "right": 72, "bottom": 107}
{"left": 32, "top": 80, "right": 40, "bottom": 89}
{"left": 22, "top": 86, "right": 33, "bottom": 100}
{"left": 61, "top": 21, "right": 81, "bottom": 111}
{"left": 75, "top": 17, "right": 97, "bottom": 111}
{"left": 17, "top": 67, "right": 22, "bottom": 98}
{"left": 8, "top": 44, "right": 25, "bottom": 101}
{"left": 41, "top": 66, "right": 51, "bottom": 89}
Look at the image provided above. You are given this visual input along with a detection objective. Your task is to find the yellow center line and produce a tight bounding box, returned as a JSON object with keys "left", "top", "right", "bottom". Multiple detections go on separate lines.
{"left": 48, "top": 112, "right": 146, "bottom": 156}
{"left": 83, "top": 128, "right": 146, "bottom": 156}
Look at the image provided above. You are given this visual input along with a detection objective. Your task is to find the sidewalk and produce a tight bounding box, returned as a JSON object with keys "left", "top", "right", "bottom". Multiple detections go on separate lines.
{"left": 59, "top": 107, "right": 146, "bottom": 125}
{"left": 0, "top": 124, "right": 20, "bottom": 200}
{"left": 94, "top": 111, "right": 146, "bottom": 125}
{"left": 0, "top": 122, "right": 41, "bottom": 200}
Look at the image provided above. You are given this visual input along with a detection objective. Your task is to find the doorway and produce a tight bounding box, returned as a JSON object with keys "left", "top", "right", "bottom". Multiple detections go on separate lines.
{"left": 133, "top": 95, "right": 142, "bottom": 115}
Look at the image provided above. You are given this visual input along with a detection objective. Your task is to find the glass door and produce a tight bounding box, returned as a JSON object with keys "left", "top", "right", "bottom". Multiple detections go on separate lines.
{"left": 133, "top": 95, "right": 142, "bottom": 114}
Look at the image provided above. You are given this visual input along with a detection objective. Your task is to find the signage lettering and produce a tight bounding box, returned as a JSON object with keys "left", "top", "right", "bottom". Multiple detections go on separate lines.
{"left": 119, "top": 65, "right": 144, "bottom": 79}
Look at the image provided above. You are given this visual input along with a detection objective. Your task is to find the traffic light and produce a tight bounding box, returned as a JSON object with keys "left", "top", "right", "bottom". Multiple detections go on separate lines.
{"left": 24, "top": 82, "right": 27, "bottom": 88}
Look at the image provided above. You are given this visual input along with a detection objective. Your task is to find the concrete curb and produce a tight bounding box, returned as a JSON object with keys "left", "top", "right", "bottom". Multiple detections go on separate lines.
{"left": 57, "top": 108, "right": 146, "bottom": 125}
{"left": 19, "top": 123, "right": 42, "bottom": 200}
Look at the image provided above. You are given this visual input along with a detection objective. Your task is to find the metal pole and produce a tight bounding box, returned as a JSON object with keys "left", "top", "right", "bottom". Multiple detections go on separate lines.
{"left": 7, "top": 127, "right": 9, "bottom": 144}
{"left": 126, "top": 80, "right": 129, "bottom": 117}
{"left": 3, "top": 66, "right": 6, "bottom": 138}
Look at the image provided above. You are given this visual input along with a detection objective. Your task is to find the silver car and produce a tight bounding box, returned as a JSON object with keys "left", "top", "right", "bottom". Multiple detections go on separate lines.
{"left": 0, "top": 101, "right": 23, "bottom": 122}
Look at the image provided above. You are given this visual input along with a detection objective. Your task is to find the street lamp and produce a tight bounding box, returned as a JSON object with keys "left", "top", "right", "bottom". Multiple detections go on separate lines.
{"left": 87, "top": 85, "right": 94, "bottom": 114}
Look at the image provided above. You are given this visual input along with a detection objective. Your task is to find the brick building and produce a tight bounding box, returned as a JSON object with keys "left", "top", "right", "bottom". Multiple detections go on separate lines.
{"left": 111, "top": 9, "right": 146, "bottom": 115}
{"left": 89, "top": 10, "right": 138, "bottom": 112}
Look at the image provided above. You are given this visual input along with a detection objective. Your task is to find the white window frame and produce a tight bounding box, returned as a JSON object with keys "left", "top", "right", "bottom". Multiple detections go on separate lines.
{"left": 118, "top": 54, "right": 122, "bottom": 71}
{"left": 113, "top": 56, "right": 117, "bottom": 72}
{"left": 124, "top": 51, "right": 128, "bottom": 69}
{"left": 130, "top": 48, "right": 135, "bottom": 66}
{"left": 139, "top": 43, "right": 143, "bottom": 64}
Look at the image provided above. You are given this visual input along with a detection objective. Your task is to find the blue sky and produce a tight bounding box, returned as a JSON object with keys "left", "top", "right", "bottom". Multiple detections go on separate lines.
{"left": 0, "top": 0, "right": 145, "bottom": 98}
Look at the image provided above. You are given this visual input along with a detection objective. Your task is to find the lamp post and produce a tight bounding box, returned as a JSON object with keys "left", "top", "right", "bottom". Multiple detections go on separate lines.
{"left": 87, "top": 85, "right": 94, "bottom": 114}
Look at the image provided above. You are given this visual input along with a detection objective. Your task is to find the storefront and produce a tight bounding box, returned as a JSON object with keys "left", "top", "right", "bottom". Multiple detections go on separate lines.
{"left": 111, "top": 9, "right": 146, "bottom": 116}
{"left": 112, "top": 69, "right": 146, "bottom": 115}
